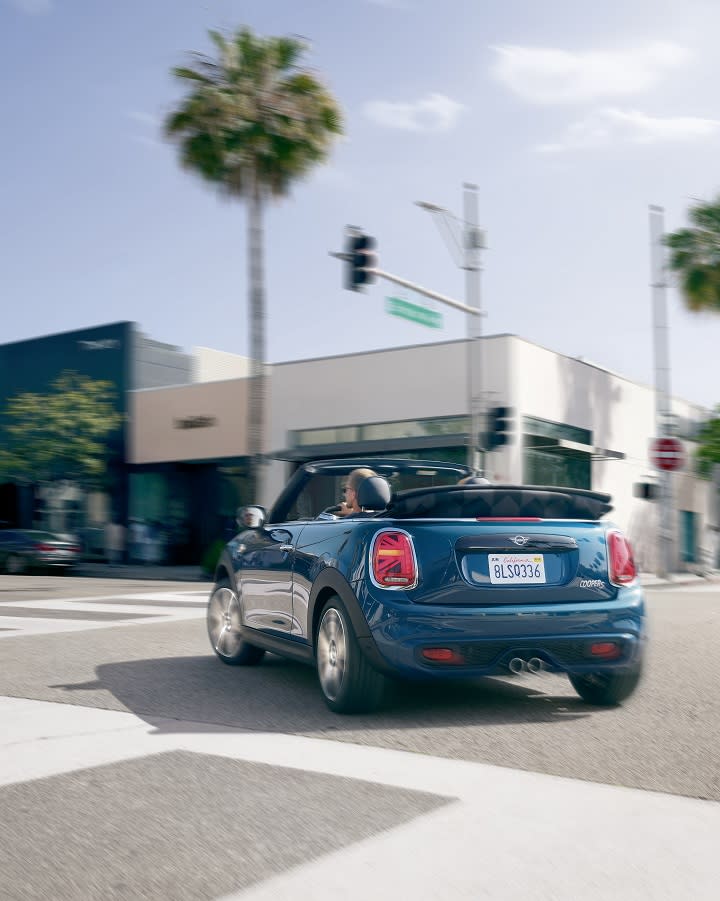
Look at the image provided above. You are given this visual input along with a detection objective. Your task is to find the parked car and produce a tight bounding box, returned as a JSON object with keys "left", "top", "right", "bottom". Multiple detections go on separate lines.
{"left": 0, "top": 529, "right": 82, "bottom": 574}
{"left": 207, "top": 458, "right": 646, "bottom": 714}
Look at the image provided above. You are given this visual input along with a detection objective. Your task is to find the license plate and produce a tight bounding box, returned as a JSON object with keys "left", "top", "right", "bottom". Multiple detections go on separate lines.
{"left": 488, "top": 553, "right": 546, "bottom": 585}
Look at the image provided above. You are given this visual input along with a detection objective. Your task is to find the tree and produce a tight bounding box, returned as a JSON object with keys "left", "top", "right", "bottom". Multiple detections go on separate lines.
{"left": 664, "top": 196, "right": 720, "bottom": 312}
{"left": 165, "top": 26, "right": 343, "bottom": 499}
{"left": 695, "top": 408, "right": 720, "bottom": 477}
{"left": 0, "top": 371, "right": 122, "bottom": 487}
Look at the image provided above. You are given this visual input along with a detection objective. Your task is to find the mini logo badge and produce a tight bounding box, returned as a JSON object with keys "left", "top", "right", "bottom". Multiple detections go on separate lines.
{"left": 511, "top": 535, "right": 529, "bottom": 547}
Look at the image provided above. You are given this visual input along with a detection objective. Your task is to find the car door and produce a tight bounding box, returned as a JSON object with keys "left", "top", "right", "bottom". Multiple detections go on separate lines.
{"left": 238, "top": 522, "right": 306, "bottom": 634}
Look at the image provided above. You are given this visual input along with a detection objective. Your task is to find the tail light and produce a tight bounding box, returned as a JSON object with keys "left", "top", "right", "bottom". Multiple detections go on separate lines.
{"left": 371, "top": 530, "right": 418, "bottom": 589}
{"left": 608, "top": 530, "right": 637, "bottom": 586}
{"left": 35, "top": 543, "right": 55, "bottom": 552}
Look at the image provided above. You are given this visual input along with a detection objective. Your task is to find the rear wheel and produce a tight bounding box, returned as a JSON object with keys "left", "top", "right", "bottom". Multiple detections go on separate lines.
{"left": 207, "top": 578, "right": 265, "bottom": 666}
{"left": 316, "top": 596, "right": 385, "bottom": 714}
{"left": 569, "top": 667, "right": 642, "bottom": 706}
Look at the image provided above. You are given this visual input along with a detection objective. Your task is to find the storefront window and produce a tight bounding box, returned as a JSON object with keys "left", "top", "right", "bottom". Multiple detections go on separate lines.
{"left": 522, "top": 416, "right": 592, "bottom": 490}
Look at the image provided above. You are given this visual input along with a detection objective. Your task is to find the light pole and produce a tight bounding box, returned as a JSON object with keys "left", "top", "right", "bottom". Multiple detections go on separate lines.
{"left": 649, "top": 204, "right": 674, "bottom": 578}
{"left": 416, "top": 184, "right": 485, "bottom": 472}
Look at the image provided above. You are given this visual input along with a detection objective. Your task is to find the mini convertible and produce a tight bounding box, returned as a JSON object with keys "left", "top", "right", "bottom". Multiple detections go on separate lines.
{"left": 207, "top": 458, "right": 645, "bottom": 714}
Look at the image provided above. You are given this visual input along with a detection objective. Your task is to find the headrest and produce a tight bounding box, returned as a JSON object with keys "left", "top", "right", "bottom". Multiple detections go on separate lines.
{"left": 356, "top": 475, "right": 392, "bottom": 511}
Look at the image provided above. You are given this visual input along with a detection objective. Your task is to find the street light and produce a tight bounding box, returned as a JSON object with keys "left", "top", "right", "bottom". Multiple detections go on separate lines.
{"left": 416, "top": 184, "right": 485, "bottom": 472}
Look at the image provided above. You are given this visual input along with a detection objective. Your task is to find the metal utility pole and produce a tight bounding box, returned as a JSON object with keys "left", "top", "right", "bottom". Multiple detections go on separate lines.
{"left": 463, "top": 184, "right": 484, "bottom": 473}
{"left": 416, "top": 185, "right": 486, "bottom": 472}
{"left": 649, "top": 205, "right": 674, "bottom": 578}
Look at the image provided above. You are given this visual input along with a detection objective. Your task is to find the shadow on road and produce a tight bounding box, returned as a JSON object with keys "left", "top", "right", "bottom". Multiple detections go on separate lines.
{"left": 51, "top": 652, "right": 592, "bottom": 735}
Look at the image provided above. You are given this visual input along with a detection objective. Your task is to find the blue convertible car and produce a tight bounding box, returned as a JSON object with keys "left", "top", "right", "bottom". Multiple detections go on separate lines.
{"left": 207, "top": 458, "right": 645, "bottom": 714}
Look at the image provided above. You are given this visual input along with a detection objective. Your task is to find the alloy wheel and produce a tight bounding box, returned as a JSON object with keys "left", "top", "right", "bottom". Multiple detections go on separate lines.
{"left": 317, "top": 607, "right": 347, "bottom": 701}
{"left": 207, "top": 585, "right": 244, "bottom": 659}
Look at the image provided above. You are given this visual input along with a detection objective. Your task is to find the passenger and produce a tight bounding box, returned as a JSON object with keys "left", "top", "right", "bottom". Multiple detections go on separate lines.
{"left": 337, "top": 468, "right": 377, "bottom": 517}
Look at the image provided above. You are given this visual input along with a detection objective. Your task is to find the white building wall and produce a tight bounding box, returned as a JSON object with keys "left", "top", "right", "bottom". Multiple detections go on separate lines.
{"left": 267, "top": 336, "right": 516, "bottom": 501}
{"left": 266, "top": 333, "right": 712, "bottom": 571}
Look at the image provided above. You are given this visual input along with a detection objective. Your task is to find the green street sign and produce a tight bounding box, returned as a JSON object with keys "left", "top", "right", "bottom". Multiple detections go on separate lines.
{"left": 385, "top": 297, "right": 443, "bottom": 329}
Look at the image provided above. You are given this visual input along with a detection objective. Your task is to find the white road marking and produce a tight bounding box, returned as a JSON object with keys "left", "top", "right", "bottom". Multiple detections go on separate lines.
{"left": 0, "top": 589, "right": 206, "bottom": 638}
{"left": 1, "top": 696, "right": 718, "bottom": 901}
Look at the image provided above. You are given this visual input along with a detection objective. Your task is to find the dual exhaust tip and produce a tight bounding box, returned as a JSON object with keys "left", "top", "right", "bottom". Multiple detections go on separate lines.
{"left": 508, "top": 656, "right": 546, "bottom": 674}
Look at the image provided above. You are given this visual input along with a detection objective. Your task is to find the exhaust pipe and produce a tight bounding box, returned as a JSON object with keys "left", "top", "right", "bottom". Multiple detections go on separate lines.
{"left": 527, "top": 657, "right": 545, "bottom": 674}
{"left": 508, "top": 657, "right": 526, "bottom": 674}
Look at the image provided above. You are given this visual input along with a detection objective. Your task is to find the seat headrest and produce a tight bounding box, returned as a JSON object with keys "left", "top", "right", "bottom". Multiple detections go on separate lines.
{"left": 356, "top": 475, "right": 392, "bottom": 511}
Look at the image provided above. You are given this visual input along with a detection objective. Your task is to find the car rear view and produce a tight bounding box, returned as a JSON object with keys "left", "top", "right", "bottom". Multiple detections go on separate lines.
{"left": 358, "top": 484, "right": 645, "bottom": 706}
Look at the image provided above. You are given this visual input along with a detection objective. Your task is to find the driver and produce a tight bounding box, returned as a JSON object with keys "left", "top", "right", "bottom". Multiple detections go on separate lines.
{"left": 337, "top": 468, "right": 377, "bottom": 517}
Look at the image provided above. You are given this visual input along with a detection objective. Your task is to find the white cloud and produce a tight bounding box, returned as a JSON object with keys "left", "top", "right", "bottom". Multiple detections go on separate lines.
{"left": 363, "top": 92, "right": 464, "bottom": 132}
{"left": 491, "top": 42, "right": 691, "bottom": 104}
{"left": 536, "top": 107, "right": 720, "bottom": 152}
{"left": 6, "top": 0, "right": 53, "bottom": 13}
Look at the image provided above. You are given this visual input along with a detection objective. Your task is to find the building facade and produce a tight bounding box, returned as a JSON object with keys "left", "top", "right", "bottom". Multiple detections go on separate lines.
{"left": 1, "top": 323, "right": 714, "bottom": 570}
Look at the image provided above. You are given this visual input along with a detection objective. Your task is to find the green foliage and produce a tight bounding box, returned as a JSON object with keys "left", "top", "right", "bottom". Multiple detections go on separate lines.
{"left": 0, "top": 371, "right": 122, "bottom": 486}
{"left": 201, "top": 538, "right": 226, "bottom": 577}
{"left": 665, "top": 196, "right": 720, "bottom": 312}
{"left": 164, "top": 26, "right": 344, "bottom": 200}
{"left": 695, "top": 409, "right": 720, "bottom": 476}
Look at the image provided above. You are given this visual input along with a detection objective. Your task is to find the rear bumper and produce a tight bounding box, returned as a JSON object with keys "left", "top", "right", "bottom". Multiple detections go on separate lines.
{"left": 360, "top": 585, "right": 646, "bottom": 679}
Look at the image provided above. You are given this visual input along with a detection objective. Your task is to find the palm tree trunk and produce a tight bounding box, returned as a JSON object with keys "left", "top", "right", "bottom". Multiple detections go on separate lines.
{"left": 247, "top": 170, "right": 266, "bottom": 503}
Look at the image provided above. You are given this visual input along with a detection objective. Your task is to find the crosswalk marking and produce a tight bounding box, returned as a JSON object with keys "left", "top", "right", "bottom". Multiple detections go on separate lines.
{"left": 1, "top": 696, "right": 719, "bottom": 901}
{"left": 0, "top": 589, "right": 207, "bottom": 639}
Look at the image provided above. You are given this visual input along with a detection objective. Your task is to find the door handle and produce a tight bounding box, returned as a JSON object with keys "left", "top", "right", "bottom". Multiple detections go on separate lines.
{"left": 278, "top": 544, "right": 294, "bottom": 552}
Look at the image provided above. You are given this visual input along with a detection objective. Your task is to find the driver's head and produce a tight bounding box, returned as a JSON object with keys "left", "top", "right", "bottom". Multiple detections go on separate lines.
{"left": 343, "top": 468, "right": 377, "bottom": 510}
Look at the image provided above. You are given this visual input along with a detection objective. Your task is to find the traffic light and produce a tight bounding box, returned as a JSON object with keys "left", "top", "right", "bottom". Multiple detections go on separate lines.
{"left": 345, "top": 233, "right": 378, "bottom": 291}
{"left": 486, "top": 405, "right": 515, "bottom": 450}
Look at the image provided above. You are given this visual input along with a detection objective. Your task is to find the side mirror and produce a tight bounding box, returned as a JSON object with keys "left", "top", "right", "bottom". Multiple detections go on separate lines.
{"left": 237, "top": 506, "right": 266, "bottom": 530}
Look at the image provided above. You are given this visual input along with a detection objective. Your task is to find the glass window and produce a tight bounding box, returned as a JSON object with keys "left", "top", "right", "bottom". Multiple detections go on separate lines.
{"left": 292, "top": 416, "right": 469, "bottom": 448}
{"left": 522, "top": 416, "right": 592, "bottom": 490}
{"left": 523, "top": 416, "right": 591, "bottom": 446}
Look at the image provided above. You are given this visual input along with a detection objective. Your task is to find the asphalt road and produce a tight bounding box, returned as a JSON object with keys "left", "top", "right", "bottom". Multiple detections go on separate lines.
{"left": 1, "top": 576, "right": 719, "bottom": 899}
{"left": 1, "top": 576, "right": 719, "bottom": 797}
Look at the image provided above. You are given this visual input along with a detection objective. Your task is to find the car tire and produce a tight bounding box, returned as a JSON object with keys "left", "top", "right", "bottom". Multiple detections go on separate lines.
{"left": 6, "top": 554, "right": 26, "bottom": 575}
{"left": 316, "top": 595, "right": 385, "bottom": 714}
{"left": 207, "top": 578, "right": 265, "bottom": 666}
{"left": 569, "top": 667, "right": 642, "bottom": 706}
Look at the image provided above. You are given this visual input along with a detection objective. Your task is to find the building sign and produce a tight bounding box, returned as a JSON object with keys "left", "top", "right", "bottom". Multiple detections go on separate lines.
{"left": 78, "top": 339, "right": 121, "bottom": 350}
{"left": 174, "top": 416, "right": 218, "bottom": 430}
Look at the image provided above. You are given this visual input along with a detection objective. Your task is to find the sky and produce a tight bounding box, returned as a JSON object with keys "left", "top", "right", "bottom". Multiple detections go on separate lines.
{"left": 2, "top": 0, "right": 720, "bottom": 409}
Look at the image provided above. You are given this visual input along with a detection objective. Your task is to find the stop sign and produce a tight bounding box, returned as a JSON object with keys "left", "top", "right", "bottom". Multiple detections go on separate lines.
{"left": 651, "top": 437, "right": 685, "bottom": 472}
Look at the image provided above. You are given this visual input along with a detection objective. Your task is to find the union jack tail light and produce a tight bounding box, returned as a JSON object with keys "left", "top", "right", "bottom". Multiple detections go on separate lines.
{"left": 370, "top": 530, "right": 418, "bottom": 589}
{"left": 608, "top": 530, "right": 637, "bottom": 586}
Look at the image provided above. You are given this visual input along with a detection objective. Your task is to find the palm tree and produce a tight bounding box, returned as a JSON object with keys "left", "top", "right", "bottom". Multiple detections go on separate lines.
{"left": 165, "top": 27, "right": 343, "bottom": 500}
{"left": 664, "top": 196, "right": 720, "bottom": 313}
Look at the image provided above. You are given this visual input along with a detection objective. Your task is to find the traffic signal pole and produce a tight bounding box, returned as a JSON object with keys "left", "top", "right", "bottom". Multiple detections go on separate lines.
{"left": 333, "top": 191, "right": 487, "bottom": 474}
{"left": 463, "top": 184, "right": 484, "bottom": 473}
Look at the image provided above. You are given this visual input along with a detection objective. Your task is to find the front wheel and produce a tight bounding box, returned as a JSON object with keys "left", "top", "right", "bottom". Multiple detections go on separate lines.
{"left": 207, "top": 579, "right": 265, "bottom": 666}
{"left": 569, "top": 667, "right": 642, "bottom": 706}
{"left": 316, "top": 596, "right": 385, "bottom": 714}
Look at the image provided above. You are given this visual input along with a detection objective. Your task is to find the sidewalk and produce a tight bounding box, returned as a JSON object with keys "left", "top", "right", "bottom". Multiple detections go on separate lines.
{"left": 639, "top": 570, "right": 719, "bottom": 588}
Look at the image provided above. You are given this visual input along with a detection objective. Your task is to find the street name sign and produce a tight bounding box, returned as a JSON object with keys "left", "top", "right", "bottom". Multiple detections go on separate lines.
{"left": 385, "top": 297, "right": 443, "bottom": 329}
